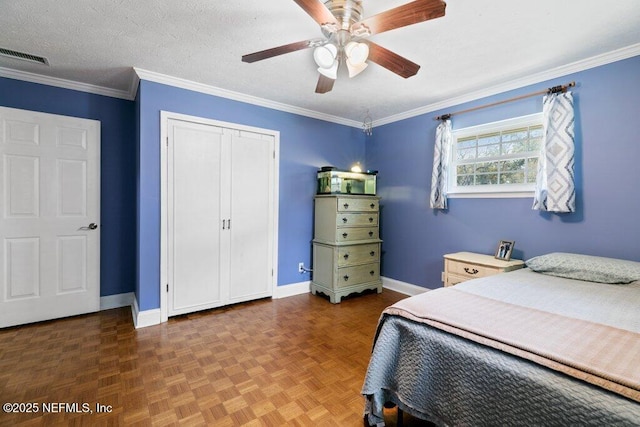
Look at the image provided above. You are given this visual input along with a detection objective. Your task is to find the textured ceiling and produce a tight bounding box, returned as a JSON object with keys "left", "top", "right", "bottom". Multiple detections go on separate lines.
{"left": 1, "top": 0, "right": 639, "bottom": 125}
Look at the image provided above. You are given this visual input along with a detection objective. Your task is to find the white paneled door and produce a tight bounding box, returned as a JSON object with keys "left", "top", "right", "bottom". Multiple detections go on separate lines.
{"left": 165, "top": 114, "right": 277, "bottom": 318}
{"left": 0, "top": 107, "right": 100, "bottom": 328}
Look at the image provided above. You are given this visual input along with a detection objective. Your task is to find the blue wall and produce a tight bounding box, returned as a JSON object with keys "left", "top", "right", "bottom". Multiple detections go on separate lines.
{"left": 3, "top": 54, "right": 638, "bottom": 306}
{"left": 136, "top": 80, "right": 365, "bottom": 310}
{"left": 366, "top": 55, "right": 640, "bottom": 289}
{"left": 0, "top": 77, "right": 137, "bottom": 297}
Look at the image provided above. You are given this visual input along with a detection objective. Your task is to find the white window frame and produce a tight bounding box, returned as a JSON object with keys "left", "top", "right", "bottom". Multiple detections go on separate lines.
{"left": 448, "top": 113, "right": 543, "bottom": 198}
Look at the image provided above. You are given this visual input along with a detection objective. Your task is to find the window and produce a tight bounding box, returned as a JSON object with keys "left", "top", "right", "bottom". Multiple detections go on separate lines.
{"left": 448, "top": 113, "right": 543, "bottom": 197}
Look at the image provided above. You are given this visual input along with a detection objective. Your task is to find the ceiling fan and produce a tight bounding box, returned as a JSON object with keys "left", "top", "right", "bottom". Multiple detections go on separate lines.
{"left": 241, "top": 0, "right": 447, "bottom": 94}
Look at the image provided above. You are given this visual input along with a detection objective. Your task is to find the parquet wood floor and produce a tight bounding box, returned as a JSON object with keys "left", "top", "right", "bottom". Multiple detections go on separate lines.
{"left": 0, "top": 289, "right": 433, "bottom": 426}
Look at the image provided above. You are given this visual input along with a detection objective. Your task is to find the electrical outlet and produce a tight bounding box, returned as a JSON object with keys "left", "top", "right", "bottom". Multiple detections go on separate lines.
{"left": 298, "top": 262, "right": 305, "bottom": 273}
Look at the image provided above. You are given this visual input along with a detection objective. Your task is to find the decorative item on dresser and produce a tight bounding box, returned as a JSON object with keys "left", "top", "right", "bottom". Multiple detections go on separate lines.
{"left": 311, "top": 195, "right": 382, "bottom": 303}
{"left": 443, "top": 251, "right": 524, "bottom": 287}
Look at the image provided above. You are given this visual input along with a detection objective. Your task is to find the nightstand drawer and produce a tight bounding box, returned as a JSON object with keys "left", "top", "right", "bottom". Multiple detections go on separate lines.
{"left": 443, "top": 252, "right": 525, "bottom": 287}
{"left": 447, "top": 260, "right": 497, "bottom": 279}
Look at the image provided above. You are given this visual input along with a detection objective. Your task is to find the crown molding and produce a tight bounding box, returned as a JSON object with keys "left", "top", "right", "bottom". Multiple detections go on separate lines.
{"left": 133, "top": 68, "right": 361, "bottom": 128}
{"left": 0, "top": 66, "right": 133, "bottom": 100}
{"left": 373, "top": 43, "right": 640, "bottom": 127}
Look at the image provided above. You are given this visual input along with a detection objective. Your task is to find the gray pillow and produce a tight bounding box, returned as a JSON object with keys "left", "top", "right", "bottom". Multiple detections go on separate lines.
{"left": 526, "top": 252, "right": 640, "bottom": 284}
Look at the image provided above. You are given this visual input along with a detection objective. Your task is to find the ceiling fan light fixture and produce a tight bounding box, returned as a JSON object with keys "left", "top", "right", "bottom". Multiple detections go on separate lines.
{"left": 318, "top": 60, "right": 339, "bottom": 80}
{"left": 346, "top": 58, "right": 368, "bottom": 78}
{"left": 345, "top": 41, "right": 369, "bottom": 65}
{"left": 313, "top": 44, "right": 338, "bottom": 69}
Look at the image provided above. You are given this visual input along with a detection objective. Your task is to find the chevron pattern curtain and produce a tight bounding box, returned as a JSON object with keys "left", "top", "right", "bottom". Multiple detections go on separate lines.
{"left": 532, "top": 92, "right": 576, "bottom": 213}
{"left": 430, "top": 119, "right": 452, "bottom": 210}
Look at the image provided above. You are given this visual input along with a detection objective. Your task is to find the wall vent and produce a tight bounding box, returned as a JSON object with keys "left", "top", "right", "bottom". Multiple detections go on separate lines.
{"left": 0, "top": 47, "right": 49, "bottom": 65}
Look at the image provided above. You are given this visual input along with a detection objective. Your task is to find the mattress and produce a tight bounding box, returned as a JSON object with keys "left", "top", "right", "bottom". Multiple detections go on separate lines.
{"left": 362, "top": 268, "right": 640, "bottom": 426}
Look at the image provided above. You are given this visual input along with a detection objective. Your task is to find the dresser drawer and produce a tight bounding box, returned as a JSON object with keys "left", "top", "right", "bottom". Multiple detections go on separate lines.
{"left": 337, "top": 197, "right": 379, "bottom": 212}
{"left": 336, "top": 263, "right": 380, "bottom": 288}
{"left": 336, "top": 227, "right": 379, "bottom": 242}
{"left": 336, "top": 213, "right": 378, "bottom": 227}
{"left": 446, "top": 259, "right": 498, "bottom": 279}
{"left": 337, "top": 243, "right": 380, "bottom": 267}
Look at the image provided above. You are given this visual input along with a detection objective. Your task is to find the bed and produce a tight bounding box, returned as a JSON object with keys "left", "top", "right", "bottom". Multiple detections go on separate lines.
{"left": 362, "top": 253, "right": 640, "bottom": 426}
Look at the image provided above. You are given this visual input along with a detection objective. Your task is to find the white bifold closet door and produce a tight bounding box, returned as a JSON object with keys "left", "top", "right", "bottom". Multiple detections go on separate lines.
{"left": 0, "top": 107, "right": 100, "bottom": 328}
{"left": 167, "top": 117, "right": 276, "bottom": 317}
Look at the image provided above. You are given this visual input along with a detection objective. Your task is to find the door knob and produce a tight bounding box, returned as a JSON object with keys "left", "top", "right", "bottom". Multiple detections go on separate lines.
{"left": 88, "top": 223, "right": 98, "bottom": 230}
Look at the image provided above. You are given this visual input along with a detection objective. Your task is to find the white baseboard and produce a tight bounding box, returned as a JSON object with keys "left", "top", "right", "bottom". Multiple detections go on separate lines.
{"left": 382, "top": 276, "right": 430, "bottom": 296}
{"left": 132, "top": 295, "right": 161, "bottom": 329}
{"left": 273, "top": 281, "right": 310, "bottom": 299}
{"left": 100, "top": 292, "right": 134, "bottom": 310}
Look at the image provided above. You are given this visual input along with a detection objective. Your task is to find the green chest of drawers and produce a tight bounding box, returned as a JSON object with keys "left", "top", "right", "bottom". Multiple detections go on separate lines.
{"left": 311, "top": 195, "right": 382, "bottom": 303}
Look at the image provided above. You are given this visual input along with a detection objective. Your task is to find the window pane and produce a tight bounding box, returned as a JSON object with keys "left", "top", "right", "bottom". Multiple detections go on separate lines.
{"left": 530, "top": 125, "right": 543, "bottom": 139}
{"left": 457, "top": 147, "right": 476, "bottom": 161}
{"left": 500, "top": 159, "right": 526, "bottom": 172}
{"left": 502, "top": 141, "right": 528, "bottom": 155}
{"left": 527, "top": 157, "right": 538, "bottom": 182}
{"left": 478, "top": 133, "right": 500, "bottom": 146}
{"left": 501, "top": 128, "right": 528, "bottom": 142}
{"left": 457, "top": 137, "right": 476, "bottom": 149}
{"left": 475, "top": 162, "right": 498, "bottom": 174}
{"left": 500, "top": 171, "right": 525, "bottom": 184}
{"left": 457, "top": 175, "right": 474, "bottom": 186}
{"left": 477, "top": 144, "right": 500, "bottom": 158}
{"left": 476, "top": 173, "right": 498, "bottom": 185}
{"left": 528, "top": 138, "right": 542, "bottom": 152}
{"left": 457, "top": 164, "right": 474, "bottom": 175}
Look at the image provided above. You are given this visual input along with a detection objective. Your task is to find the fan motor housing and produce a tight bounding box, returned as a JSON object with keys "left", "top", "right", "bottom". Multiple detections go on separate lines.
{"left": 323, "top": 0, "right": 363, "bottom": 33}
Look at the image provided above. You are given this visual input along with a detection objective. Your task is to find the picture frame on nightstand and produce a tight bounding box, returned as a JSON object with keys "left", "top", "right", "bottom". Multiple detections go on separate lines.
{"left": 495, "top": 240, "right": 515, "bottom": 261}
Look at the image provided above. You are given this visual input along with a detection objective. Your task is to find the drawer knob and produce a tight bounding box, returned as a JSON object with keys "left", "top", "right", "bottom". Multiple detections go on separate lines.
{"left": 464, "top": 267, "right": 479, "bottom": 275}
{"left": 343, "top": 254, "right": 349, "bottom": 260}
{"left": 370, "top": 251, "right": 375, "bottom": 256}
{"left": 370, "top": 203, "right": 375, "bottom": 209}
{"left": 369, "top": 217, "right": 374, "bottom": 222}
{"left": 343, "top": 203, "right": 349, "bottom": 209}
{"left": 368, "top": 231, "right": 374, "bottom": 237}
{"left": 342, "top": 217, "right": 348, "bottom": 223}
{"left": 370, "top": 270, "right": 375, "bottom": 276}
{"left": 343, "top": 275, "right": 349, "bottom": 281}
{"left": 342, "top": 232, "right": 348, "bottom": 238}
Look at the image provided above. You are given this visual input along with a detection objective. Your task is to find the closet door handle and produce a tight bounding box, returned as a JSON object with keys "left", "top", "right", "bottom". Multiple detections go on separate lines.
{"left": 228, "top": 219, "right": 231, "bottom": 229}
{"left": 222, "top": 219, "right": 226, "bottom": 230}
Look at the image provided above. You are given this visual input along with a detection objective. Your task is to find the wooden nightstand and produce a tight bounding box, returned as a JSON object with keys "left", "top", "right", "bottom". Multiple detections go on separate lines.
{"left": 443, "top": 252, "right": 525, "bottom": 287}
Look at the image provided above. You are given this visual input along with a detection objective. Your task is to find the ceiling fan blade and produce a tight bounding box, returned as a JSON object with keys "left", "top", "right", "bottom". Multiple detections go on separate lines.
{"left": 242, "top": 40, "right": 320, "bottom": 63}
{"left": 315, "top": 74, "right": 335, "bottom": 94}
{"left": 352, "top": 0, "right": 446, "bottom": 36}
{"left": 292, "top": 0, "right": 339, "bottom": 27}
{"left": 367, "top": 42, "right": 420, "bottom": 78}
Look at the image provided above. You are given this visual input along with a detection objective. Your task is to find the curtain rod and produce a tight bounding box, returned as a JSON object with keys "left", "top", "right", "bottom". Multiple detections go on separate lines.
{"left": 434, "top": 81, "right": 576, "bottom": 121}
